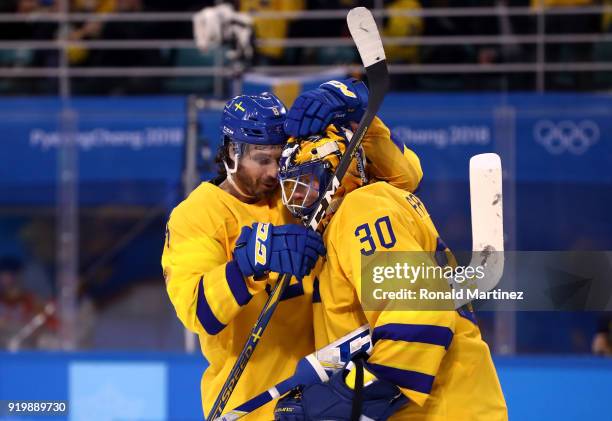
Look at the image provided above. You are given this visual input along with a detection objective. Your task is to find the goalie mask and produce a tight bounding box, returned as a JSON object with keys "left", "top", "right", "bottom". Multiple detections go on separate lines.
{"left": 279, "top": 125, "right": 367, "bottom": 219}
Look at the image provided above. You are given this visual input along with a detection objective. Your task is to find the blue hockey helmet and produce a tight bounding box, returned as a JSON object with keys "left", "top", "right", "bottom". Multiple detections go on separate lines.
{"left": 222, "top": 93, "right": 287, "bottom": 145}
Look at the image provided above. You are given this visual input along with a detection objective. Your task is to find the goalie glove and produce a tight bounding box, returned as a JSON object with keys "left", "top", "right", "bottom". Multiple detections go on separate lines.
{"left": 284, "top": 78, "right": 369, "bottom": 138}
{"left": 274, "top": 358, "right": 408, "bottom": 421}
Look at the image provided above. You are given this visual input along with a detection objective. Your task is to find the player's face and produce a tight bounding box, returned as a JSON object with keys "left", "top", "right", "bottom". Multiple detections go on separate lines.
{"left": 235, "top": 144, "right": 283, "bottom": 200}
{"left": 280, "top": 172, "right": 321, "bottom": 217}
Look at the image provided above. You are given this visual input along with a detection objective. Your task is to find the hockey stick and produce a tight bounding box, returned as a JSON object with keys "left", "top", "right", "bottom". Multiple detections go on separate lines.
{"left": 207, "top": 7, "right": 388, "bottom": 420}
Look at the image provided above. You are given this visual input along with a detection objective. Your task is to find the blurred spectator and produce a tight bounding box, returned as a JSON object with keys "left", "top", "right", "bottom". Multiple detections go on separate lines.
{"left": 382, "top": 0, "right": 424, "bottom": 90}
{"left": 239, "top": 0, "right": 305, "bottom": 65}
{"left": 382, "top": 0, "right": 423, "bottom": 64}
{"left": 0, "top": 256, "right": 57, "bottom": 349}
{"left": 592, "top": 313, "right": 611, "bottom": 355}
{"left": 67, "top": 0, "right": 116, "bottom": 67}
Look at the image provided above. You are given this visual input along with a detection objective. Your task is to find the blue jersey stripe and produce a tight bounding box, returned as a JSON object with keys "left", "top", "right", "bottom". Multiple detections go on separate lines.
{"left": 196, "top": 276, "right": 226, "bottom": 335}
{"left": 390, "top": 132, "right": 404, "bottom": 152}
{"left": 372, "top": 323, "right": 453, "bottom": 350}
{"left": 367, "top": 363, "right": 435, "bottom": 395}
{"left": 226, "top": 260, "right": 253, "bottom": 306}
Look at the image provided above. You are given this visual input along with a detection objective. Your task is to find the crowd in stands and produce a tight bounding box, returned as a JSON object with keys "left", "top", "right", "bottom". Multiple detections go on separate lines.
{"left": 0, "top": 0, "right": 610, "bottom": 94}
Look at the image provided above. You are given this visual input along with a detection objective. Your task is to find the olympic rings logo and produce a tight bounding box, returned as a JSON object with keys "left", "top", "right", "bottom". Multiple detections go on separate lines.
{"left": 533, "top": 120, "right": 600, "bottom": 155}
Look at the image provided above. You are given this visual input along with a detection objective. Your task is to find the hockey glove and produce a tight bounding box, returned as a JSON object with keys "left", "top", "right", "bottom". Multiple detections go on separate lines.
{"left": 274, "top": 360, "right": 408, "bottom": 421}
{"left": 285, "top": 78, "right": 369, "bottom": 138}
{"left": 233, "top": 223, "right": 325, "bottom": 280}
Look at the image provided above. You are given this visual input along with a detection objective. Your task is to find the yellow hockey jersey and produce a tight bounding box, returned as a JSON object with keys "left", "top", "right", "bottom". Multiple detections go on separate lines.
{"left": 314, "top": 182, "right": 508, "bottom": 421}
{"left": 162, "top": 116, "right": 423, "bottom": 420}
{"left": 164, "top": 184, "right": 313, "bottom": 419}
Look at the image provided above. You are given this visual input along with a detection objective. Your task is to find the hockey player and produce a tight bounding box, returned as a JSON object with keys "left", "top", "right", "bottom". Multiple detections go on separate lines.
{"left": 275, "top": 126, "right": 508, "bottom": 420}
{"left": 163, "top": 92, "right": 324, "bottom": 419}
{"left": 163, "top": 80, "right": 424, "bottom": 420}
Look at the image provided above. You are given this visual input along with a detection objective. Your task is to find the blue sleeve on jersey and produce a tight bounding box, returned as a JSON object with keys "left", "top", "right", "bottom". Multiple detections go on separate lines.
{"left": 226, "top": 260, "right": 254, "bottom": 306}
{"left": 366, "top": 363, "right": 435, "bottom": 395}
{"left": 372, "top": 323, "right": 454, "bottom": 350}
{"left": 390, "top": 132, "right": 405, "bottom": 152}
{"left": 196, "top": 276, "right": 226, "bottom": 335}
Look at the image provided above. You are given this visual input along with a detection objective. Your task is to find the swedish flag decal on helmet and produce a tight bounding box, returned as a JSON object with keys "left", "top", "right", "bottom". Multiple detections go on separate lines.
{"left": 222, "top": 93, "right": 287, "bottom": 145}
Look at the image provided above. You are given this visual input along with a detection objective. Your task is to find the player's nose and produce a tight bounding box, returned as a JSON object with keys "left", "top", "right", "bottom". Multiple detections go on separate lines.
{"left": 264, "top": 162, "right": 279, "bottom": 180}
{"left": 293, "top": 190, "right": 304, "bottom": 200}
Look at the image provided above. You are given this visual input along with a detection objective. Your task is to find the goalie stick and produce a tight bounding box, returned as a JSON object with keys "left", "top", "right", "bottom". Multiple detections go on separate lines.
{"left": 212, "top": 153, "right": 505, "bottom": 419}
{"left": 451, "top": 153, "right": 505, "bottom": 308}
{"left": 207, "top": 7, "right": 389, "bottom": 420}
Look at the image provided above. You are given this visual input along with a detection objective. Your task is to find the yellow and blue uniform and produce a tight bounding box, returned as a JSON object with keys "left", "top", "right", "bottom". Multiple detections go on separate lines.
{"left": 314, "top": 182, "right": 508, "bottom": 420}
{"left": 162, "top": 116, "right": 422, "bottom": 420}
{"left": 164, "top": 184, "right": 313, "bottom": 419}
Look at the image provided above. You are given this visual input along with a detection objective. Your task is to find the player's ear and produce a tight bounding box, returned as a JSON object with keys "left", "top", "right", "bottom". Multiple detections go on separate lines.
{"left": 229, "top": 142, "right": 239, "bottom": 157}
{"left": 229, "top": 142, "right": 244, "bottom": 164}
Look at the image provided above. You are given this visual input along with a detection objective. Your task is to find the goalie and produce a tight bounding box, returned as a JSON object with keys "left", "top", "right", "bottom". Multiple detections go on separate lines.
{"left": 274, "top": 125, "right": 508, "bottom": 420}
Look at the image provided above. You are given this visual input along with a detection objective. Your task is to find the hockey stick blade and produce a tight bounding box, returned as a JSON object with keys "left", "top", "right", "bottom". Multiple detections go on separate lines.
{"left": 452, "top": 153, "right": 505, "bottom": 308}
{"left": 209, "top": 7, "right": 388, "bottom": 419}
{"left": 347, "top": 7, "right": 386, "bottom": 68}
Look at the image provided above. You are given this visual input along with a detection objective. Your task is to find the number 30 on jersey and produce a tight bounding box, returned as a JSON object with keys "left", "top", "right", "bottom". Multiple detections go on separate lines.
{"left": 354, "top": 216, "right": 397, "bottom": 256}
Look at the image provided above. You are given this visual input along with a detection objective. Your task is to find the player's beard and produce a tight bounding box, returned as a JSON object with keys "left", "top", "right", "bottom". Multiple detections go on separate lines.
{"left": 234, "top": 166, "right": 279, "bottom": 202}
